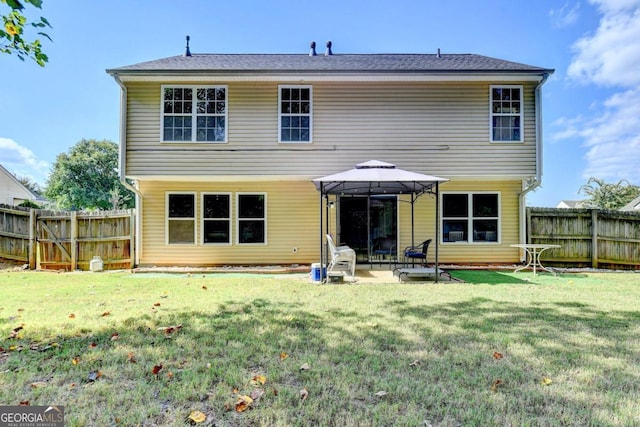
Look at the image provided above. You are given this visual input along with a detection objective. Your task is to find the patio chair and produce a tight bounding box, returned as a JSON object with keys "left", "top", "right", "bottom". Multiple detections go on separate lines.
{"left": 371, "top": 236, "right": 397, "bottom": 267}
{"left": 403, "top": 239, "right": 432, "bottom": 267}
{"left": 326, "top": 234, "right": 356, "bottom": 277}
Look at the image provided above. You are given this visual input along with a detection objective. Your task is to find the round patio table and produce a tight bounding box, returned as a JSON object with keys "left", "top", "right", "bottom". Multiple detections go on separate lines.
{"left": 511, "top": 244, "right": 561, "bottom": 276}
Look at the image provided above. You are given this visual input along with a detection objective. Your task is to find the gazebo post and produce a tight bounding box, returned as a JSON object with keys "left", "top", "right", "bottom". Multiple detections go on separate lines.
{"left": 319, "top": 182, "right": 325, "bottom": 283}
{"left": 435, "top": 182, "right": 440, "bottom": 283}
{"left": 411, "top": 192, "right": 416, "bottom": 248}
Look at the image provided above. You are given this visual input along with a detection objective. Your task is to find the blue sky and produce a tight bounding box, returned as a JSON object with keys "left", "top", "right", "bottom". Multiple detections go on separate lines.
{"left": 1, "top": 0, "right": 639, "bottom": 207}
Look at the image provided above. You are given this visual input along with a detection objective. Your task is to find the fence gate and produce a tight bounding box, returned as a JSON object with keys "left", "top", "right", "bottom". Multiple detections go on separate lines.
{"left": 0, "top": 205, "right": 135, "bottom": 271}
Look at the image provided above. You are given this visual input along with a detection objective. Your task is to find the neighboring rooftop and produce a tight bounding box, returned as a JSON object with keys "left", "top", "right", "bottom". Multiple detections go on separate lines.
{"left": 620, "top": 195, "right": 640, "bottom": 211}
{"left": 556, "top": 200, "right": 588, "bottom": 209}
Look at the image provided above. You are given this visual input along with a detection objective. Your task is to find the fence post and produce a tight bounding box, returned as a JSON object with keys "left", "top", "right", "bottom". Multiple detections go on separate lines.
{"left": 71, "top": 211, "right": 78, "bottom": 271}
{"left": 28, "top": 209, "right": 36, "bottom": 270}
{"left": 526, "top": 207, "right": 532, "bottom": 244}
{"left": 591, "top": 209, "right": 598, "bottom": 269}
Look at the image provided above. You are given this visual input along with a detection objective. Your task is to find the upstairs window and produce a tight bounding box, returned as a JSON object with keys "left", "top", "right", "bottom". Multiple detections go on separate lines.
{"left": 279, "top": 86, "right": 312, "bottom": 143}
{"left": 490, "top": 85, "right": 522, "bottom": 142}
{"left": 162, "top": 86, "right": 227, "bottom": 143}
{"left": 442, "top": 193, "right": 500, "bottom": 243}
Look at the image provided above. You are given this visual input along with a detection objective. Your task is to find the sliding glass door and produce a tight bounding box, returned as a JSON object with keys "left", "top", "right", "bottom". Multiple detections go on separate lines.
{"left": 338, "top": 196, "right": 397, "bottom": 262}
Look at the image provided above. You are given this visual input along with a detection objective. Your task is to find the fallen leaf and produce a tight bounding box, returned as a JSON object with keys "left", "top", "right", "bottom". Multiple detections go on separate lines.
{"left": 71, "top": 356, "right": 80, "bottom": 365}
{"left": 88, "top": 342, "right": 97, "bottom": 348}
{"left": 188, "top": 410, "right": 207, "bottom": 423}
{"left": 127, "top": 352, "right": 137, "bottom": 363}
{"left": 19, "top": 400, "right": 30, "bottom": 406}
{"left": 250, "top": 388, "right": 264, "bottom": 401}
{"left": 409, "top": 360, "right": 419, "bottom": 367}
{"left": 30, "top": 381, "right": 47, "bottom": 388}
{"left": 110, "top": 333, "right": 120, "bottom": 341}
{"left": 232, "top": 387, "right": 239, "bottom": 394}
{"left": 68, "top": 313, "right": 76, "bottom": 319}
{"left": 166, "top": 371, "right": 174, "bottom": 380}
{"left": 152, "top": 364, "right": 163, "bottom": 375}
{"left": 280, "top": 352, "right": 288, "bottom": 361}
{"left": 8, "top": 325, "right": 23, "bottom": 339}
{"left": 69, "top": 383, "right": 77, "bottom": 389}
{"left": 202, "top": 285, "right": 208, "bottom": 290}
{"left": 272, "top": 387, "right": 279, "bottom": 396}
{"left": 87, "top": 371, "right": 102, "bottom": 382}
{"left": 374, "top": 390, "right": 388, "bottom": 397}
{"left": 235, "top": 395, "right": 253, "bottom": 412}
{"left": 158, "top": 324, "right": 183, "bottom": 335}
{"left": 493, "top": 351, "right": 504, "bottom": 360}
{"left": 251, "top": 375, "right": 266, "bottom": 385}
{"left": 300, "top": 388, "right": 309, "bottom": 402}
{"left": 299, "top": 363, "right": 310, "bottom": 371}
{"left": 491, "top": 379, "right": 503, "bottom": 392}
{"left": 153, "top": 302, "right": 161, "bottom": 307}
{"left": 541, "top": 377, "right": 553, "bottom": 386}
{"left": 101, "top": 311, "right": 110, "bottom": 317}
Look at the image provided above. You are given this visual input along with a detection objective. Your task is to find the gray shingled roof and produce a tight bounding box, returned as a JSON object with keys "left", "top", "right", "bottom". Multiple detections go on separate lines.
{"left": 107, "top": 53, "right": 553, "bottom": 75}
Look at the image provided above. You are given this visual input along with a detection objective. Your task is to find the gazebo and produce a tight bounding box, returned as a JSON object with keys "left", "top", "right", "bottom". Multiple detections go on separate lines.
{"left": 313, "top": 160, "right": 449, "bottom": 282}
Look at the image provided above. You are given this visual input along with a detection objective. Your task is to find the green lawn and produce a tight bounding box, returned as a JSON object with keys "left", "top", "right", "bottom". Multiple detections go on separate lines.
{"left": 1, "top": 270, "right": 639, "bottom": 426}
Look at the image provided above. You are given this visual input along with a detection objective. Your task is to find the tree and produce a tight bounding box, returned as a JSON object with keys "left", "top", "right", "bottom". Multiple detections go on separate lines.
{"left": 578, "top": 177, "right": 640, "bottom": 210}
{"left": 16, "top": 174, "right": 41, "bottom": 194}
{"left": 44, "top": 139, "right": 135, "bottom": 210}
{"left": 1, "top": 0, "right": 51, "bottom": 66}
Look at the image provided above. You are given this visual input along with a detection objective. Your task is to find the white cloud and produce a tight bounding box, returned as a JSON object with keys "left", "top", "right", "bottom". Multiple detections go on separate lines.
{"left": 561, "top": 0, "right": 640, "bottom": 184}
{"left": 0, "top": 137, "right": 50, "bottom": 184}
{"left": 568, "top": 0, "right": 640, "bottom": 86}
{"left": 550, "top": 2, "right": 581, "bottom": 28}
{"left": 553, "top": 89, "right": 640, "bottom": 182}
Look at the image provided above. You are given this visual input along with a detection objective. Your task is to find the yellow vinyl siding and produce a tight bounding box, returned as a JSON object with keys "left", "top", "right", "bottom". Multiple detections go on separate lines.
{"left": 124, "top": 81, "right": 538, "bottom": 179}
{"left": 138, "top": 180, "right": 320, "bottom": 266}
{"left": 137, "top": 179, "right": 521, "bottom": 266}
{"left": 396, "top": 180, "right": 522, "bottom": 264}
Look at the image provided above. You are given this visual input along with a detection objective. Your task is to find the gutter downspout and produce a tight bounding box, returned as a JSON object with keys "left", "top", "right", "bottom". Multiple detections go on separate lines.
{"left": 112, "top": 73, "right": 143, "bottom": 266}
{"left": 517, "top": 73, "right": 550, "bottom": 260}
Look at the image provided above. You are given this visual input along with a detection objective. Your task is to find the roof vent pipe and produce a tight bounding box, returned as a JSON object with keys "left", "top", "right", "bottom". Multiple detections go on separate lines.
{"left": 309, "top": 41, "right": 317, "bottom": 56}
{"left": 325, "top": 40, "right": 333, "bottom": 56}
{"left": 436, "top": 48, "right": 441, "bottom": 58}
{"left": 184, "top": 35, "right": 191, "bottom": 57}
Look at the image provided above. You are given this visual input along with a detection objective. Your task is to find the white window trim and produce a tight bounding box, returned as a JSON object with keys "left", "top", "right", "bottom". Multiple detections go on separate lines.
{"left": 201, "top": 192, "right": 232, "bottom": 246}
{"left": 166, "top": 191, "right": 197, "bottom": 245}
{"left": 489, "top": 85, "right": 523, "bottom": 143}
{"left": 278, "top": 85, "right": 313, "bottom": 144}
{"left": 160, "top": 85, "right": 228, "bottom": 144}
{"left": 236, "top": 192, "right": 267, "bottom": 245}
{"left": 440, "top": 191, "right": 501, "bottom": 244}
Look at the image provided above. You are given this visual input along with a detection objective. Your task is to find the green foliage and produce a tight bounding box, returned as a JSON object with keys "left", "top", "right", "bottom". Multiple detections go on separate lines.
{"left": 1, "top": 0, "right": 51, "bottom": 66}
{"left": 17, "top": 199, "right": 41, "bottom": 208}
{"left": 44, "top": 139, "right": 135, "bottom": 210}
{"left": 579, "top": 177, "right": 640, "bottom": 210}
{"left": 15, "top": 174, "right": 41, "bottom": 194}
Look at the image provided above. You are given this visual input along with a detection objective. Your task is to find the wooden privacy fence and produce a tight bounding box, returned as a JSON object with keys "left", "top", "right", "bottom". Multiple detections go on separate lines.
{"left": 527, "top": 207, "right": 640, "bottom": 269}
{"left": 0, "top": 205, "right": 134, "bottom": 271}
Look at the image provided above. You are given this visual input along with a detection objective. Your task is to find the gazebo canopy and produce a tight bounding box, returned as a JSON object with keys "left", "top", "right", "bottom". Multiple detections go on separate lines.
{"left": 313, "top": 161, "right": 449, "bottom": 282}
{"left": 313, "top": 160, "right": 448, "bottom": 196}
